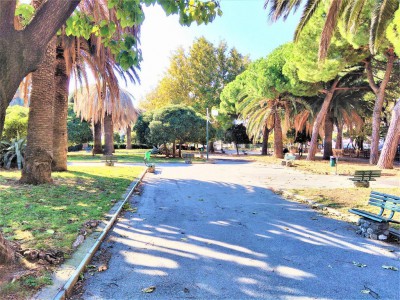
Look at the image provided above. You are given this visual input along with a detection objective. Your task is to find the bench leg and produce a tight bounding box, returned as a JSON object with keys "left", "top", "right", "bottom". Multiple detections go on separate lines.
{"left": 353, "top": 181, "right": 369, "bottom": 188}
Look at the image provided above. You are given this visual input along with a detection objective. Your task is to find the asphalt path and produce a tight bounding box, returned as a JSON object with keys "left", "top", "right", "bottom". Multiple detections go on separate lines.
{"left": 79, "top": 160, "right": 399, "bottom": 300}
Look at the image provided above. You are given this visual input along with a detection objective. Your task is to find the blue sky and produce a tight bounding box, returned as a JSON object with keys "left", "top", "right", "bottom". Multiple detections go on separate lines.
{"left": 129, "top": 0, "right": 301, "bottom": 102}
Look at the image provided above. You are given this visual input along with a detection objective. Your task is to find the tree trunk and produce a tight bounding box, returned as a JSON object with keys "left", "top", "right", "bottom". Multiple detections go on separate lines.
{"left": 20, "top": 35, "right": 56, "bottom": 185}
{"left": 172, "top": 141, "right": 176, "bottom": 158}
{"left": 235, "top": 142, "right": 239, "bottom": 155}
{"left": 126, "top": 125, "right": 132, "bottom": 149}
{"left": 0, "top": 232, "right": 15, "bottom": 265}
{"left": 52, "top": 44, "right": 69, "bottom": 171}
{"left": 0, "top": 0, "right": 80, "bottom": 138}
{"left": 335, "top": 120, "right": 343, "bottom": 149}
{"left": 377, "top": 101, "right": 400, "bottom": 169}
{"left": 307, "top": 78, "right": 339, "bottom": 161}
{"left": 273, "top": 109, "right": 284, "bottom": 159}
{"left": 179, "top": 143, "right": 182, "bottom": 158}
{"left": 93, "top": 121, "right": 102, "bottom": 154}
{"left": 366, "top": 51, "right": 395, "bottom": 164}
{"left": 208, "top": 141, "right": 214, "bottom": 153}
{"left": 261, "top": 121, "right": 270, "bottom": 155}
{"left": 103, "top": 114, "right": 114, "bottom": 155}
{"left": 323, "top": 110, "right": 334, "bottom": 160}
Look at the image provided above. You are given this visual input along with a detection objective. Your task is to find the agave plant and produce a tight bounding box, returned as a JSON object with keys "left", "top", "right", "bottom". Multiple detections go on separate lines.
{"left": 0, "top": 138, "right": 26, "bottom": 170}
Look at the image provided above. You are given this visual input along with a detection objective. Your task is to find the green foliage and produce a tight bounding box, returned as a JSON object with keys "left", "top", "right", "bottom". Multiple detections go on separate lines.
{"left": 62, "top": 1, "right": 222, "bottom": 71}
{"left": 149, "top": 105, "right": 206, "bottom": 145}
{"left": 3, "top": 105, "right": 29, "bottom": 140}
{"left": 133, "top": 112, "right": 153, "bottom": 144}
{"left": 67, "top": 106, "right": 93, "bottom": 146}
{"left": 142, "top": 37, "right": 249, "bottom": 113}
{"left": 15, "top": 3, "right": 35, "bottom": 27}
{"left": 0, "top": 138, "right": 26, "bottom": 170}
{"left": 387, "top": 9, "right": 400, "bottom": 56}
{"left": 225, "top": 124, "right": 251, "bottom": 145}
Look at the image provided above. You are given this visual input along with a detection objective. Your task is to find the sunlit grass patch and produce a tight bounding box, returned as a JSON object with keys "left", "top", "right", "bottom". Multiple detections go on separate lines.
{"left": 0, "top": 166, "right": 144, "bottom": 252}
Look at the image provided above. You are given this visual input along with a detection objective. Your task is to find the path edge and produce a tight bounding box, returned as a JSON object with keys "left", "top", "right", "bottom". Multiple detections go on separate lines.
{"left": 34, "top": 168, "right": 148, "bottom": 300}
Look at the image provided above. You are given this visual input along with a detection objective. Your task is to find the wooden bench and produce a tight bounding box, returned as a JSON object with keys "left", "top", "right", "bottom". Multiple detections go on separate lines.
{"left": 182, "top": 153, "right": 194, "bottom": 164}
{"left": 101, "top": 155, "right": 118, "bottom": 166}
{"left": 349, "top": 170, "right": 381, "bottom": 187}
{"left": 349, "top": 191, "right": 400, "bottom": 223}
{"left": 281, "top": 153, "right": 296, "bottom": 167}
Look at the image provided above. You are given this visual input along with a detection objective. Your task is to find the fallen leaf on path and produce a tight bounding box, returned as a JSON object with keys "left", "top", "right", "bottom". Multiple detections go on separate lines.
{"left": 310, "top": 217, "right": 318, "bottom": 220}
{"left": 181, "top": 238, "right": 188, "bottom": 242}
{"left": 183, "top": 288, "right": 190, "bottom": 293}
{"left": 353, "top": 261, "right": 367, "bottom": 268}
{"left": 361, "top": 287, "right": 380, "bottom": 299}
{"left": 382, "top": 265, "right": 398, "bottom": 271}
{"left": 98, "top": 264, "right": 108, "bottom": 272}
{"left": 142, "top": 286, "right": 156, "bottom": 293}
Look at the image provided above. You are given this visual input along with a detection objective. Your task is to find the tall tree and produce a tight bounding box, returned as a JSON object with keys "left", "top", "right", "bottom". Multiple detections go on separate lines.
{"left": 141, "top": 37, "right": 249, "bottom": 114}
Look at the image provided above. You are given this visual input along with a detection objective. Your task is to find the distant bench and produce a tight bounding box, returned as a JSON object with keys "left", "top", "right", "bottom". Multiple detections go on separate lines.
{"left": 349, "top": 170, "right": 381, "bottom": 187}
{"left": 281, "top": 153, "right": 296, "bottom": 167}
{"left": 101, "top": 155, "right": 117, "bottom": 166}
{"left": 182, "top": 153, "right": 194, "bottom": 164}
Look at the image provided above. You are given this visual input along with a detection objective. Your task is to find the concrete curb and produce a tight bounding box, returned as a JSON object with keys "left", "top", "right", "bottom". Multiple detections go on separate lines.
{"left": 34, "top": 168, "right": 148, "bottom": 300}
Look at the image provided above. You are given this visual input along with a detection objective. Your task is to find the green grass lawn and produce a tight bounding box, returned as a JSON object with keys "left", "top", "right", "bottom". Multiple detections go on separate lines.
{"left": 0, "top": 165, "right": 145, "bottom": 298}
{"left": 68, "top": 149, "right": 195, "bottom": 163}
{"left": 0, "top": 166, "right": 144, "bottom": 252}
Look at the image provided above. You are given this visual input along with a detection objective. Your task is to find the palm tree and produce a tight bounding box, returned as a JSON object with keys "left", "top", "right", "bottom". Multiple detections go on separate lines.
{"left": 74, "top": 86, "right": 139, "bottom": 155}
{"left": 265, "top": 0, "right": 399, "bottom": 165}
{"left": 20, "top": 0, "right": 56, "bottom": 184}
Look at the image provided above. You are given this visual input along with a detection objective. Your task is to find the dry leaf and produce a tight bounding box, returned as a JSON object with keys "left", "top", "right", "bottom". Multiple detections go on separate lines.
{"left": 352, "top": 261, "right": 367, "bottom": 268}
{"left": 142, "top": 286, "right": 156, "bottom": 293}
{"left": 382, "top": 265, "right": 398, "bottom": 271}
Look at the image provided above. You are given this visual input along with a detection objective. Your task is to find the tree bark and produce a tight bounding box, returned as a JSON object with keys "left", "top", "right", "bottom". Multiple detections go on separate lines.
{"left": 0, "top": 0, "right": 80, "bottom": 138}
{"left": 103, "top": 114, "right": 114, "bottom": 155}
{"left": 323, "top": 109, "right": 334, "bottom": 160}
{"left": 365, "top": 51, "right": 395, "bottom": 164}
{"left": 335, "top": 119, "right": 343, "bottom": 149}
{"left": 377, "top": 101, "right": 400, "bottom": 169}
{"left": 179, "top": 143, "right": 182, "bottom": 158}
{"left": 126, "top": 125, "right": 132, "bottom": 149}
{"left": 273, "top": 108, "right": 284, "bottom": 159}
{"left": 172, "top": 141, "right": 176, "bottom": 158}
{"left": 20, "top": 35, "right": 56, "bottom": 185}
{"left": 0, "top": 232, "right": 15, "bottom": 265}
{"left": 208, "top": 141, "right": 214, "bottom": 153}
{"left": 92, "top": 121, "right": 102, "bottom": 154}
{"left": 261, "top": 120, "right": 270, "bottom": 155}
{"left": 52, "top": 44, "right": 69, "bottom": 171}
{"left": 307, "top": 78, "right": 339, "bottom": 160}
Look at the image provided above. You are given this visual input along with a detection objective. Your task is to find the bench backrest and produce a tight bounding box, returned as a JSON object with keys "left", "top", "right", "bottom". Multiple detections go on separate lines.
{"left": 353, "top": 170, "right": 381, "bottom": 180}
{"left": 368, "top": 191, "right": 400, "bottom": 219}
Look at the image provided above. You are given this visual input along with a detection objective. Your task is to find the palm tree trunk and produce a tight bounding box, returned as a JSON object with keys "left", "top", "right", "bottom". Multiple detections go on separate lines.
{"left": 52, "top": 44, "right": 69, "bottom": 171}
{"left": 273, "top": 108, "right": 284, "bottom": 159}
{"left": 323, "top": 109, "right": 334, "bottom": 160}
{"left": 377, "top": 101, "right": 400, "bottom": 169}
{"left": 103, "top": 113, "right": 114, "bottom": 155}
{"left": 261, "top": 121, "right": 270, "bottom": 155}
{"left": 307, "top": 78, "right": 339, "bottom": 161}
{"left": 0, "top": 232, "right": 15, "bottom": 265}
{"left": 365, "top": 52, "right": 395, "bottom": 164}
{"left": 20, "top": 35, "right": 56, "bottom": 184}
{"left": 335, "top": 119, "right": 343, "bottom": 149}
{"left": 93, "top": 121, "right": 102, "bottom": 154}
{"left": 126, "top": 125, "right": 132, "bottom": 149}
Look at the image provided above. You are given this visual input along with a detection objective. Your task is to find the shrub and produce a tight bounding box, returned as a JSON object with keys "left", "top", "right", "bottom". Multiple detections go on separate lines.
{"left": 3, "top": 106, "right": 29, "bottom": 140}
{"left": 0, "top": 138, "right": 26, "bottom": 169}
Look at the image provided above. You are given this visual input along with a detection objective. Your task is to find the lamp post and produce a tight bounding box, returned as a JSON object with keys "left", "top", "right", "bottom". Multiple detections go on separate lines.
{"left": 206, "top": 108, "right": 218, "bottom": 160}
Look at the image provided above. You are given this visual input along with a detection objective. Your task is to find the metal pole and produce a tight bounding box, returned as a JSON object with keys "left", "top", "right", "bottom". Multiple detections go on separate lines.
{"left": 206, "top": 108, "right": 209, "bottom": 160}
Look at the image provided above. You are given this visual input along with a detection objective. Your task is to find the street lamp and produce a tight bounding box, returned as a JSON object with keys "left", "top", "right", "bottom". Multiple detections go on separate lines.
{"left": 206, "top": 108, "right": 218, "bottom": 160}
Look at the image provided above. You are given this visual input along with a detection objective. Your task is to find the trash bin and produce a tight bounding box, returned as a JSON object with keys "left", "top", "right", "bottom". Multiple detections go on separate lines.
{"left": 330, "top": 156, "right": 336, "bottom": 167}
